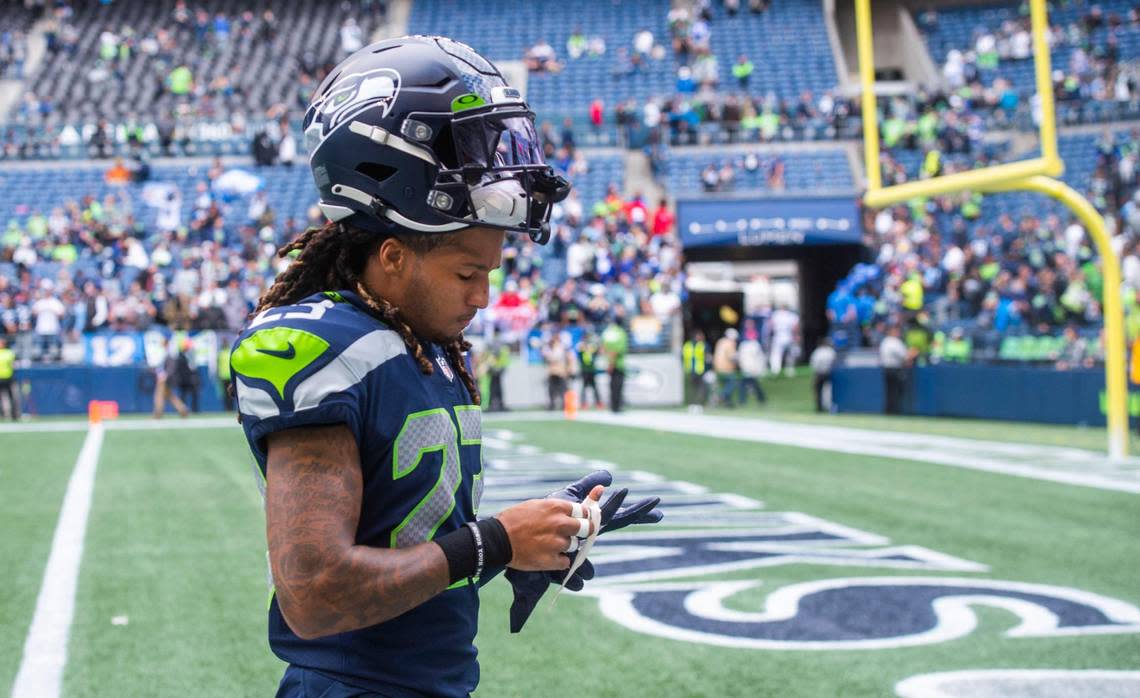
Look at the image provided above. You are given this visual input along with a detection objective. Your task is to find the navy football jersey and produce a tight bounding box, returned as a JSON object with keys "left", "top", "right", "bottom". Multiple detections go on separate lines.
{"left": 231, "top": 289, "right": 485, "bottom": 698}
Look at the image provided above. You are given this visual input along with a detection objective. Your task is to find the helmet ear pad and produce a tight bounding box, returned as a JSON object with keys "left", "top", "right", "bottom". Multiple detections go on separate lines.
{"left": 316, "top": 146, "right": 433, "bottom": 234}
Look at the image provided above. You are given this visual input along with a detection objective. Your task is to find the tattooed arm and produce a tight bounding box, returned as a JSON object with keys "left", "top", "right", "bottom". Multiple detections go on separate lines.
{"left": 265, "top": 424, "right": 448, "bottom": 639}
{"left": 265, "top": 423, "right": 587, "bottom": 640}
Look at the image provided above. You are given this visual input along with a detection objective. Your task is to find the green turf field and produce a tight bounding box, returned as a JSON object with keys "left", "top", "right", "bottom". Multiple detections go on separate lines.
{"left": 3, "top": 412, "right": 1137, "bottom": 697}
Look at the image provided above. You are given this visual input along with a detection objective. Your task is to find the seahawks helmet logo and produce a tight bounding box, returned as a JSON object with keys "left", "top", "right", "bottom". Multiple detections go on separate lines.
{"left": 305, "top": 68, "right": 402, "bottom": 148}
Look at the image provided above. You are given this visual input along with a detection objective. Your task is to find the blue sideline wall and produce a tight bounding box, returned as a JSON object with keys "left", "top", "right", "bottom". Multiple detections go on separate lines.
{"left": 832, "top": 365, "right": 1110, "bottom": 426}
{"left": 12, "top": 366, "right": 227, "bottom": 415}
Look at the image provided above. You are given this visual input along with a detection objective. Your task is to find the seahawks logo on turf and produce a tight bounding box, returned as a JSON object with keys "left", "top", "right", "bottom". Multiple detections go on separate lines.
{"left": 305, "top": 67, "right": 401, "bottom": 148}
{"left": 478, "top": 436, "right": 1140, "bottom": 651}
{"left": 584, "top": 576, "right": 1140, "bottom": 650}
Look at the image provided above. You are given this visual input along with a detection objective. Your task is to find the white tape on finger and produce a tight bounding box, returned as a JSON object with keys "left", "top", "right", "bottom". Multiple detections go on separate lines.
{"left": 575, "top": 518, "right": 591, "bottom": 538}
{"left": 555, "top": 498, "right": 601, "bottom": 603}
{"left": 569, "top": 502, "right": 583, "bottom": 519}
{"left": 563, "top": 537, "right": 579, "bottom": 553}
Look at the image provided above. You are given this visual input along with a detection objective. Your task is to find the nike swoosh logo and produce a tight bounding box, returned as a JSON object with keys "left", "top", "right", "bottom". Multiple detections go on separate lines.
{"left": 256, "top": 343, "right": 296, "bottom": 360}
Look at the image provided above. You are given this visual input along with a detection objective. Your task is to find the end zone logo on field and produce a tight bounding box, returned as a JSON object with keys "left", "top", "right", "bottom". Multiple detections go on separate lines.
{"left": 479, "top": 432, "right": 1140, "bottom": 650}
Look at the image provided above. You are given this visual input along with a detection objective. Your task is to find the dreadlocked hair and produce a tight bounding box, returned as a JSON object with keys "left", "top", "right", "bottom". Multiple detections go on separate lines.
{"left": 251, "top": 221, "right": 481, "bottom": 406}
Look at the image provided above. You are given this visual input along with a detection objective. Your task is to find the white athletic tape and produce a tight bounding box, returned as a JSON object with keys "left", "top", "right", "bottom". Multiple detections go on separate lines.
{"left": 570, "top": 502, "right": 583, "bottom": 519}
{"left": 555, "top": 497, "right": 601, "bottom": 603}
{"left": 575, "top": 517, "right": 591, "bottom": 538}
{"left": 563, "top": 537, "right": 579, "bottom": 553}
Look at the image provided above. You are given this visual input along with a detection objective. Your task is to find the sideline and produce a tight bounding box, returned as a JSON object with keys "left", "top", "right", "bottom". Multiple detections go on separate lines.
{"left": 11, "top": 423, "right": 105, "bottom": 698}
{"left": 500, "top": 411, "right": 1140, "bottom": 494}
{"left": 0, "top": 416, "right": 238, "bottom": 434}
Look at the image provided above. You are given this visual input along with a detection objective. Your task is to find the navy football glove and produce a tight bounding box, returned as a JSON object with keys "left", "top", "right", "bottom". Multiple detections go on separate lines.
{"left": 504, "top": 558, "right": 594, "bottom": 633}
{"left": 549, "top": 470, "right": 664, "bottom": 533}
{"left": 506, "top": 470, "right": 662, "bottom": 632}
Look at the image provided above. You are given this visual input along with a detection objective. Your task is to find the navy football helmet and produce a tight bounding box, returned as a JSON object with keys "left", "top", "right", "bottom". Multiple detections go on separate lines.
{"left": 303, "top": 35, "right": 570, "bottom": 244}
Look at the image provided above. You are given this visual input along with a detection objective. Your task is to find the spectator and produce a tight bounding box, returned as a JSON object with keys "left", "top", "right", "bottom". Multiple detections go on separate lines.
{"left": 174, "top": 337, "right": 199, "bottom": 412}
{"left": 737, "top": 322, "right": 767, "bottom": 405}
{"left": 165, "top": 64, "right": 193, "bottom": 97}
{"left": 1055, "top": 325, "right": 1092, "bottom": 370}
{"left": 880, "top": 325, "right": 909, "bottom": 414}
{"left": 633, "top": 27, "right": 654, "bottom": 58}
{"left": 542, "top": 333, "right": 572, "bottom": 411}
{"left": 567, "top": 27, "right": 587, "bottom": 60}
{"left": 768, "top": 304, "right": 800, "bottom": 376}
{"left": 525, "top": 39, "right": 561, "bottom": 73}
{"left": 712, "top": 327, "right": 739, "bottom": 408}
{"left": 153, "top": 337, "right": 189, "bottom": 418}
{"left": 32, "top": 286, "right": 65, "bottom": 361}
{"left": 104, "top": 158, "right": 131, "bottom": 185}
{"left": 810, "top": 337, "right": 837, "bottom": 413}
{"left": 650, "top": 199, "right": 675, "bottom": 237}
{"left": 732, "top": 55, "right": 754, "bottom": 89}
{"left": 339, "top": 17, "right": 363, "bottom": 56}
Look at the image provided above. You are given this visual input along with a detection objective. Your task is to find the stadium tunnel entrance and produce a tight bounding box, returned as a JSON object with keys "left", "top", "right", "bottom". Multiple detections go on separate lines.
{"left": 678, "top": 197, "right": 867, "bottom": 357}
{"left": 684, "top": 246, "right": 865, "bottom": 358}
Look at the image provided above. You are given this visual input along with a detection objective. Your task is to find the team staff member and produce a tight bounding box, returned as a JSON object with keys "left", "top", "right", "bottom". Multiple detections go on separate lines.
{"left": 230, "top": 37, "right": 661, "bottom": 698}
{"left": 880, "top": 324, "right": 909, "bottom": 414}
{"left": 0, "top": 337, "right": 18, "bottom": 420}
{"left": 602, "top": 311, "right": 629, "bottom": 412}
{"left": 682, "top": 330, "right": 708, "bottom": 408}
{"left": 577, "top": 332, "right": 603, "bottom": 409}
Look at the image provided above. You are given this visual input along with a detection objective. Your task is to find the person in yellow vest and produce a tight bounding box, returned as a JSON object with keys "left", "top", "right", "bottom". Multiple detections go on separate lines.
{"left": 1132, "top": 335, "right": 1140, "bottom": 437}
{"left": 0, "top": 337, "right": 18, "bottom": 420}
{"left": 577, "top": 332, "right": 603, "bottom": 409}
{"left": 602, "top": 312, "right": 630, "bottom": 413}
{"left": 900, "top": 273, "right": 924, "bottom": 313}
{"left": 682, "top": 330, "right": 709, "bottom": 408}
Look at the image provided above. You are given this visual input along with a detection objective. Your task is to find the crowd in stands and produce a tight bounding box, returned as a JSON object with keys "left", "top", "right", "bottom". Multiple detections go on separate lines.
{"left": 919, "top": 1, "right": 1140, "bottom": 126}
{"left": 3, "top": 0, "right": 385, "bottom": 160}
{"left": 0, "top": 111, "right": 682, "bottom": 368}
{"left": 827, "top": 125, "right": 1140, "bottom": 369}
{"left": 696, "top": 153, "right": 786, "bottom": 192}
{"left": 8, "top": 0, "right": 1140, "bottom": 164}
{"left": 467, "top": 124, "right": 683, "bottom": 359}
{"left": 0, "top": 155, "right": 307, "bottom": 363}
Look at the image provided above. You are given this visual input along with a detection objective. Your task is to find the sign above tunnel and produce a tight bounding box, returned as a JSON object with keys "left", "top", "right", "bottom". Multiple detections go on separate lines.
{"left": 678, "top": 197, "right": 862, "bottom": 249}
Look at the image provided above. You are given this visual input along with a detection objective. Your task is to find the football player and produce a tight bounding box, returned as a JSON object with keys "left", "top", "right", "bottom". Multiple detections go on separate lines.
{"left": 230, "top": 36, "right": 661, "bottom": 697}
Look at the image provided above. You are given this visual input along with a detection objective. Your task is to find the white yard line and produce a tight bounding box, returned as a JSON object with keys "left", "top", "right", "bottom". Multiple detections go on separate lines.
{"left": 566, "top": 411, "right": 1140, "bottom": 495}
{"left": 11, "top": 423, "right": 105, "bottom": 698}
{"left": 0, "top": 416, "right": 238, "bottom": 434}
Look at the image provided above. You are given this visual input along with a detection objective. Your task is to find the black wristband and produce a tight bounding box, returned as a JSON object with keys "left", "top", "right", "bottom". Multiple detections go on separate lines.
{"left": 434, "top": 526, "right": 476, "bottom": 585}
{"left": 478, "top": 517, "right": 513, "bottom": 571}
{"left": 434, "top": 519, "right": 513, "bottom": 585}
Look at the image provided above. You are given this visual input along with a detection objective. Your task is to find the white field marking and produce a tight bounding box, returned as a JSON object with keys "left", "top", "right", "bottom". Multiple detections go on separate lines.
{"left": 110, "top": 616, "right": 128, "bottom": 626}
{"left": 895, "top": 670, "right": 1140, "bottom": 698}
{"left": 12, "top": 423, "right": 105, "bottom": 698}
{"left": 571, "top": 411, "right": 1140, "bottom": 494}
{"left": 0, "top": 416, "right": 238, "bottom": 434}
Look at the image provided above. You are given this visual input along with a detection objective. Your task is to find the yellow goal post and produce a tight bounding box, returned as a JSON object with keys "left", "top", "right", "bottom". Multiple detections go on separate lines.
{"left": 855, "top": 0, "right": 1129, "bottom": 459}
